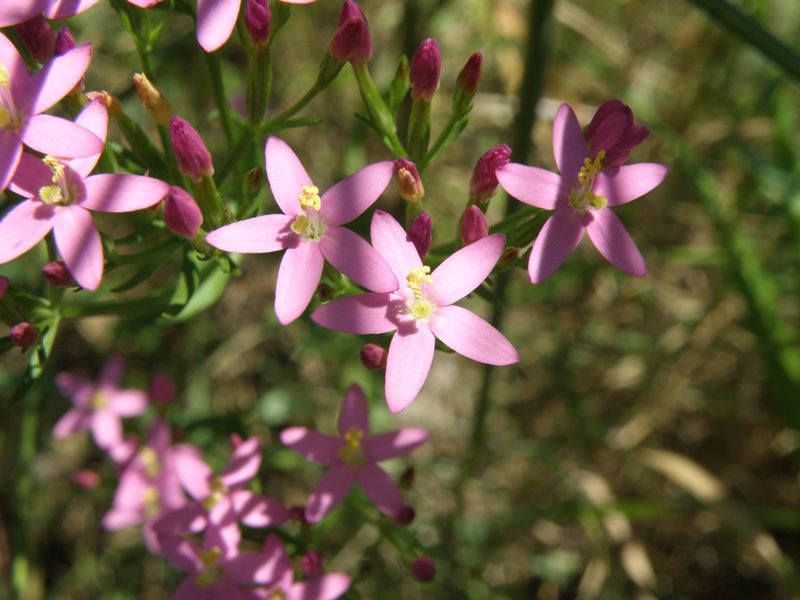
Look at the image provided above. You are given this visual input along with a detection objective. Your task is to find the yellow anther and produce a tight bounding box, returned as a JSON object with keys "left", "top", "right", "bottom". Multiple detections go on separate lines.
{"left": 0, "top": 63, "right": 9, "bottom": 88}
{"left": 298, "top": 184, "right": 321, "bottom": 211}
{"left": 202, "top": 477, "right": 229, "bottom": 510}
{"left": 577, "top": 149, "right": 605, "bottom": 189}
{"left": 409, "top": 299, "right": 434, "bottom": 321}
{"left": 0, "top": 107, "right": 11, "bottom": 129}
{"left": 266, "top": 590, "right": 288, "bottom": 600}
{"left": 589, "top": 194, "right": 608, "bottom": 210}
{"left": 339, "top": 426, "right": 366, "bottom": 468}
{"left": 197, "top": 547, "right": 223, "bottom": 587}
{"left": 200, "top": 547, "right": 222, "bottom": 567}
{"left": 406, "top": 266, "right": 434, "bottom": 300}
{"left": 43, "top": 155, "right": 65, "bottom": 184}
{"left": 142, "top": 487, "right": 160, "bottom": 518}
{"left": 139, "top": 447, "right": 161, "bottom": 478}
{"left": 39, "top": 185, "right": 64, "bottom": 205}
{"left": 90, "top": 391, "right": 108, "bottom": 410}
{"left": 290, "top": 214, "right": 309, "bottom": 235}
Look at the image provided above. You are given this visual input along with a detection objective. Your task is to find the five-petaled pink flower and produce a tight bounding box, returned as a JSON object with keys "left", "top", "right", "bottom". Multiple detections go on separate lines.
{"left": 0, "top": 32, "right": 103, "bottom": 191}
{"left": 281, "top": 384, "right": 428, "bottom": 521}
{"left": 496, "top": 102, "right": 667, "bottom": 283}
{"left": 52, "top": 356, "right": 149, "bottom": 453}
{"left": 206, "top": 136, "right": 398, "bottom": 325}
{"left": 0, "top": 99, "right": 171, "bottom": 291}
{"left": 312, "top": 211, "right": 519, "bottom": 413}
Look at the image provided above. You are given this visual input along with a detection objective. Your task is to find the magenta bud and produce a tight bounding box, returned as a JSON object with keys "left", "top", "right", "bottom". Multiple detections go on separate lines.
{"left": 10, "top": 322, "right": 38, "bottom": 347}
{"left": 457, "top": 52, "right": 482, "bottom": 94}
{"left": 460, "top": 205, "right": 488, "bottom": 246}
{"left": 469, "top": 144, "right": 511, "bottom": 205}
{"left": 394, "top": 158, "right": 424, "bottom": 203}
{"left": 584, "top": 100, "right": 650, "bottom": 168}
{"left": 1, "top": 276, "right": 10, "bottom": 299}
{"left": 409, "top": 39, "right": 441, "bottom": 102}
{"left": 54, "top": 27, "right": 76, "bottom": 55}
{"left": 411, "top": 556, "right": 436, "bottom": 583}
{"left": 15, "top": 15, "right": 55, "bottom": 63}
{"left": 290, "top": 505, "right": 309, "bottom": 524}
{"left": 243, "top": 166, "right": 263, "bottom": 203}
{"left": 73, "top": 469, "right": 101, "bottom": 489}
{"left": 245, "top": 0, "right": 271, "bottom": 46}
{"left": 360, "top": 343, "right": 387, "bottom": 370}
{"left": 394, "top": 505, "right": 416, "bottom": 526}
{"left": 332, "top": 0, "right": 372, "bottom": 64}
{"left": 42, "top": 261, "right": 75, "bottom": 287}
{"left": 170, "top": 117, "right": 214, "bottom": 182}
{"left": 163, "top": 186, "right": 203, "bottom": 237}
{"left": 408, "top": 210, "right": 432, "bottom": 260}
{"left": 301, "top": 551, "right": 323, "bottom": 578}
{"left": 149, "top": 374, "right": 176, "bottom": 405}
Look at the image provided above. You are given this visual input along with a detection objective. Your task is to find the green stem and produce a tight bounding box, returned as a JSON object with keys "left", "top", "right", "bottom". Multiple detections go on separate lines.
{"left": 205, "top": 51, "right": 235, "bottom": 147}
{"left": 351, "top": 62, "right": 407, "bottom": 157}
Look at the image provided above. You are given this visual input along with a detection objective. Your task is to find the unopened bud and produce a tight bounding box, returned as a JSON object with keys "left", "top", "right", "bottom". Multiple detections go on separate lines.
{"left": 317, "top": 283, "right": 335, "bottom": 304}
{"left": 394, "top": 158, "right": 424, "bottom": 203}
{"left": 410, "top": 556, "right": 436, "bottom": 583}
{"left": 10, "top": 322, "right": 38, "bottom": 347}
{"left": 243, "top": 166, "right": 263, "bottom": 205}
{"left": 469, "top": 144, "right": 511, "bottom": 208}
{"left": 73, "top": 469, "right": 101, "bottom": 489}
{"left": 42, "top": 261, "right": 75, "bottom": 287}
{"left": 453, "top": 51, "right": 481, "bottom": 114}
{"left": 86, "top": 91, "right": 121, "bottom": 118}
{"left": 407, "top": 210, "right": 432, "bottom": 260}
{"left": 170, "top": 116, "right": 214, "bottom": 182}
{"left": 54, "top": 26, "right": 76, "bottom": 55}
{"left": 245, "top": 0, "right": 271, "bottom": 46}
{"left": 290, "top": 505, "right": 309, "bottom": 524}
{"left": 149, "top": 374, "right": 176, "bottom": 406}
{"left": 584, "top": 100, "right": 650, "bottom": 167}
{"left": 360, "top": 343, "right": 387, "bottom": 370}
{"left": 394, "top": 505, "right": 416, "bottom": 526}
{"left": 494, "top": 246, "right": 519, "bottom": 272}
{"left": 409, "top": 39, "right": 441, "bottom": 102}
{"left": 331, "top": 0, "right": 371, "bottom": 64}
{"left": 460, "top": 205, "right": 488, "bottom": 246}
{"left": 301, "top": 551, "right": 323, "bottom": 578}
{"left": 0, "top": 276, "right": 9, "bottom": 299}
{"left": 163, "top": 186, "right": 203, "bottom": 238}
{"left": 133, "top": 73, "right": 174, "bottom": 128}
{"left": 15, "top": 15, "right": 55, "bottom": 63}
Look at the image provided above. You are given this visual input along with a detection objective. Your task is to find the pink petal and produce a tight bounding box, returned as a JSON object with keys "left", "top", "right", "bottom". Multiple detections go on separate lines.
{"left": 593, "top": 163, "right": 668, "bottom": 206}
{"left": 356, "top": 463, "right": 403, "bottom": 516}
{"left": 205, "top": 214, "right": 295, "bottom": 253}
{"left": 97, "top": 355, "right": 125, "bottom": 387}
{"left": 370, "top": 210, "right": 422, "bottom": 301}
{"left": 0, "top": 199, "right": 54, "bottom": 264}
{"left": 8, "top": 151, "right": 51, "bottom": 198}
{"left": 311, "top": 293, "right": 400, "bottom": 334}
{"left": 21, "top": 114, "right": 105, "bottom": 159}
{"left": 56, "top": 372, "right": 94, "bottom": 407}
{"left": 584, "top": 208, "right": 646, "bottom": 276}
{"left": 495, "top": 163, "right": 568, "bottom": 210}
{"left": 221, "top": 437, "right": 261, "bottom": 489}
{"left": 91, "top": 409, "right": 123, "bottom": 450}
{"left": 274, "top": 240, "right": 324, "bottom": 325}
{"left": 172, "top": 445, "right": 213, "bottom": 500}
{"left": 68, "top": 99, "right": 109, "bottom": 178}
{"left": 109, "top": 390, "right": 148, "bottom": 417}
{"left": 265, "top": 137, "right": 312, "bottom": 217}
{"left": 81, "top": 174, "right": 170, "bottom": 212}
{"left": 204, "top": 509, "right": 241, "bottom": 556}
{"left": 23, "top": 44, "right": 93, "bottom": 115}
{"left": 161, "top": 536, "right": 203, "bottom": 574}
{"left": 0, "top": 1, "right": 53, "bottom": 29}
{"left": 171, "top": 577, "right": 206, "bottom": 600}
{"left": 319, "top": 226, "right": 398, "bottom": 292}
{"left": 306, "top": 466, "right": 356, "bottom": 522}
{"left": 366, "top": 428, "right": 429, "bottom": 462}
{"left": 527, "top": 206, "right": 585, "bottom": 284}
{"left": 385, "top": 325, "right": 435, "bottom": 413}
{"left": 427, "top": 234, "right": 504, "bottom": 306}
{"left": 52, "top": 408, "right": 92, "bottom": 438}
{"left": 318, "top": 161, "right": 393, "bottom": 226}
{"left": 53, "top": 205, "right": 103, "bottom": 291}
{"left": 429, "top": 305, "right": 519, "bottom": 365}
{"left": 552, "top": 103, "right": 590, "bottom": 186}
{"left": 288, "top": 574, "right": 351, "bottom": 600}
{"left": 153, "top": 502, "right": 207, "bottom": 535}
{"left": 231, "top": 490, "right": 290, "bottom": 527}
{"left": 45, "top": 0, "right": 103, "bottom": 19}
{"left": 225, "top": 549, "right": 284, "bottom": 586}
{"left": 0, "top": 130, "right": 22, "bottom": 192}
{"left": 280, "top": 428, "right": 342, "bottom": 465}
{"left": 338, "top": 384, "right": 369, "bottom": 437}
{"left": 196, "top": 0, "right": 242, "bottom": 52}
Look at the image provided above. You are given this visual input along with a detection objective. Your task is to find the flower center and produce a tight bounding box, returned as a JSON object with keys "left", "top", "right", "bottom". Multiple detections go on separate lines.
{"left": 197, "top": 546, "right": 223, "bottom": 587}
{"left": 265, "top": 588, "right": 288, "bottom": 600}
{"left": 38, "top": 156, "right": 73, "bottom": 206}
{"left": 339, "top": 426, "right": 366, "bottom": 468}
{"left": 142, "top": 486, "right": 160, "bottom": 518}
{"left": 139, "top": 447, "right": 162, "bottom": 478}
{"left": 90, "top": 391, "right": 108, "bottom": 410}
{"left": 290, "top": 184, "right": 326, "bottom": 241}
{"left": 0, "top": 63, "right": 19, "bottom": 131}
{"left": 405, "top": 266, "right": 436, "bottom": 322}
{"left": 202, "top": 476, "right": 230, "bottom": 510}
{"left": 569, "top": 149, "right": 608, "bottom": 212}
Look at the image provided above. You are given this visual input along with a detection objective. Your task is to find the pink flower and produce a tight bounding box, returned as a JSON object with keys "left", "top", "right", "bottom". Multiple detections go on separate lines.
{"left": 496, "top": 102, "right": 668, "bottom": 283}
{"left": 206, "top": 136, "right": 398, "bottom": 325}
{"left": 312, "top": 211, "right": 519, "bottom": 412}
{"left": 0, "top": 99, "right": 170, "bottom": 291}
{"left": 52, "top": 356, "right": 148, "bottom": 453}
{"left": 0, "top": 1, "right": 53, "bottom": 26}
{"left": 281, "top": 384, "right": 428, "bottom": 521}
{"left": 0, "top": 32, "right": 102, "bottom": 191}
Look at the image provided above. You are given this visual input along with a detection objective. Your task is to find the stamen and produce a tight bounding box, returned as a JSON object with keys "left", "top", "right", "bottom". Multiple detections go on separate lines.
{"left": 39, "top": 185, "right": 64, "bottom": 205}
{"left": 202, "top": 477, "right": 229, "bottom": 510}
{"left": 139, "top": 447, "right": 161, "bottom": 478}
{"left": 90, "top": 392, "right": 108, "bottom": 410}
{"left": 570, "top": 149, "right": 608, "bottom": 212}
{"left": 409, "top": 299, "right": 434, "bottom": 321}
{"left": 298, "top": 184, "right": 321, "bottom": 211}
{"left": 43, "top": 155, "right": 65, "bottom": 184}
{"left": 406, "top": 266, "right": 434, "bottom": 300}
{"left": 339, "top": 426, "right": 366, "bottom": 468}
{"left": 197, "top": 547, "right": 223, "bottom": 587}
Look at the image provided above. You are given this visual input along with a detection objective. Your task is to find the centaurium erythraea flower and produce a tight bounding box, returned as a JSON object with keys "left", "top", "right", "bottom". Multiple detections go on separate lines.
{"left": 496, "top": 102, "right": 668, "bottom": 283}
{"left": 206, "top": 136, "right": 398, "bottom": 325}
{"left": 0, "top": 99, "right": 171, "bottom": 291}
{"left": 312, "top": 211, "right": 519, "bottom": 413}
{"left": 281, "top": 384, "right": 428, "bottom": 522}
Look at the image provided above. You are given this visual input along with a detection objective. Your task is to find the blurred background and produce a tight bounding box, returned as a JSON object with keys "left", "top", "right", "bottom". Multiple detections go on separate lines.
{"left": 2, "top": 0, "right": 800, "bottom": 598}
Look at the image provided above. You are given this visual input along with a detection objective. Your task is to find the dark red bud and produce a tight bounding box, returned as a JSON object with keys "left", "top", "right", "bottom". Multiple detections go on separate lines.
{"left": 42, "top": 261, "right": 75, "bottom": 287}
{"left": 332, "top": 0, "right": 372, "bottom": 64}
{"left": 245, "top": 0, "right": 271, "bottom": 46}
{"left": 457, "top": 52, "right": 482, "bottom": 95}
{"left": 301, "top": 551, "right": 323, "bottom": 578}
{"left": 411, "top": 556, "right": 436, "bottom": 583}
{"left": 408, "top": 210, "right": 432, "bottom": 260}
{"left": 15, "top": 15, "right": 55, "bottom": 63}
{"left": 409, "top": 39, "right": 441, "bottom": 101}
{"left": 469, "top": 144, "right": 511, "bottom": 203}
{"left": 360, "top": 343, "right": 387, "bottom": 370}
{"left": 394, "top": 158, "right": 424, "bottom": 203}
{"left": 163, "top": 186, "right": 203, "bottom": 237}
{"left": 10, "top": 322, "right": 38, "bottom": 347}
{"left": 170, "top": 116, "right": 214, "bottom": 181}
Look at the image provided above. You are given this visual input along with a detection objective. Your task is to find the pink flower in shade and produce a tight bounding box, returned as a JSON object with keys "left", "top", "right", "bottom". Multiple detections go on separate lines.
{"left": 52, "top": 356, "right": 148, "bottom": 454}
{"left": 311, "top": 211, "right": 519, "bottom": 413}
{"left": 280, "top": 384, "right": 428, "bottom": 521}
{"left": 206, "top": 137, "right": 398, "bottom": 325}
{"left": 248, "top": 535, "right": 350, "bottom": 600}
{"left": 496, "top": 103, "right": 668, "bottom": 283}
{"left": 103, "top": 418, "right": 190, "bottom": 554}
{"left": 0, "top": 99, "right": 171, "bottom": 291}
{"left": 0, "top": 32, "right": 103, "bottom": 191}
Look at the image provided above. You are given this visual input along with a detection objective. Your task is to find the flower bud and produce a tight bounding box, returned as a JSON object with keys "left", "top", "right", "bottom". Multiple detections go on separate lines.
{"left": 394, "top": 158, "right": 424, "bottom": 204}
{"left": 469, "top": 144, "right": 511, "bottom": 207}
{"left": 73, "top": 469, "right": 101, "bottom": 489}
{"left": 410, "top": 556, "right": 436, "bottom": 583}
{"left": 163, "top": 186, "right": 203, "bottom": 238}
{"left": 243, "top": 166, "right": 263, "bottom": 206}
{"left": 457, "top": 52, "right": 482, "bottom": 95}
{"left": 15, "top": 15, "right": 55, "bottom": 63}
{"left": 54, "top": 26, "right": 76, "bottom": 55}
{"left": 170, "top": 116, "right": 214, "bottom": 182}
{"left": 0, "top": 276, "right": 9, "bottom": 299}
{"left": 10, "top": 322, "right": 38, "bottom": 347}
{"left": 409, "top": 39, "right": 441, "bottom": 102}
{"left": 460, "top": 205, "right": 488, "bottom": 246}
{"left": 301, "top": 551, "right": 323, "bottom": 578}
{"left": 42, "top": 261, "right": 75, "bottom": 287}
{"left": 408, "top": 210, "right": 432, "bottom": 260}
{"left": 394, "top": 505, "right": 416, "bottom": 526}
{"left": 331, "top": 0, "right": 371, "bottom": 64}
{"left": 149, "top": 374, "right": 176, "bottom": 406}
{"left": 245, "top": 0, "right": 271, "bottom": 46}
{"left": 584, "top": 100, "right": 650, "bottom": 168}
{"left": 360, "top": 343, "right": 387, "bottom": 370}
{"left": 290, "top": 505, "right": 309, "bottom": 524}
{"left": 133, "top": 73, "right": 175, "bottom": 128}
{"left": 494, "top": 246, "right": 519, "bottom": 272}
